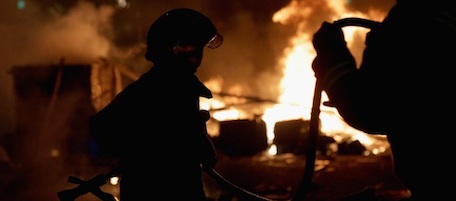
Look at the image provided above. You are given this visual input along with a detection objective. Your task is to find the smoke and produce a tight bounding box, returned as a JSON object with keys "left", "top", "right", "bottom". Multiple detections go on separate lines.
{"left": 0, "top": 0, "right": 114, "bottom": 135}
{"left": 0, "top": 0, "right": 397, "bottom": 138}
{"left": 0, "top": 0, "right": 397, "bottom": 200}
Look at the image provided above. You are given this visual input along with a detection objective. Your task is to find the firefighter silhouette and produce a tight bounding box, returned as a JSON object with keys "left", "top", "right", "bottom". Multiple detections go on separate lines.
{"left": 311, "top": 1, "right": 456, "bottom": 200}
{"left": 88, "top": 8, "right": 222, "bottom": 201}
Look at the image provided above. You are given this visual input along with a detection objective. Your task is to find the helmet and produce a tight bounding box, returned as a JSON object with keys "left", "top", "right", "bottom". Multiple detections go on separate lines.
{"left": 145, "top": 8, "right": 223, "bottom": 61}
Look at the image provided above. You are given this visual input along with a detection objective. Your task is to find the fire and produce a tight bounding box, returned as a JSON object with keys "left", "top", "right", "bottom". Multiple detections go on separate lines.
{"left": 203, "top": 0, "right": 392, "bottom": 155}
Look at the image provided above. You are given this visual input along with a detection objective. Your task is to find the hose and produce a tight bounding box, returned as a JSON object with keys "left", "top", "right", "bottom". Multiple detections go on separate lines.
{"left": 207, "top": 17, "right": 381, "bottom": 201}
{"left": 57, "top": 17, "right": 382, "bottom": 201}
{"left": 292, "top": 18, "right": 381, "bottom": 201}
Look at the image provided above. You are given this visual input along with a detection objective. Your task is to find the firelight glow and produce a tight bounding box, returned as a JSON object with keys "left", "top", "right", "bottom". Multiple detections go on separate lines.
{"left": 204, "top": 0, "right": 391, "bottom": 155}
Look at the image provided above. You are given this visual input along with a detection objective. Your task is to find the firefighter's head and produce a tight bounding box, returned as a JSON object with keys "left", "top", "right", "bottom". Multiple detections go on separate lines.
{"left": 145, "top": 8, "right": 223, "bottom": 71}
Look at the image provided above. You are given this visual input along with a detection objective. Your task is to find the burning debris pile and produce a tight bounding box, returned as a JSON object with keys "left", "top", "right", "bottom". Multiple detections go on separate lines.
{"left": 7, "top": 59, "right": 389, "bottom": 164}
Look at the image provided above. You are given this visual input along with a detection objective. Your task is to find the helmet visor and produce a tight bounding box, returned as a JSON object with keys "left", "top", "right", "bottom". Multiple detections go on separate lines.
{"left": 207, "top": 33, "right": 223, "bottom": 49}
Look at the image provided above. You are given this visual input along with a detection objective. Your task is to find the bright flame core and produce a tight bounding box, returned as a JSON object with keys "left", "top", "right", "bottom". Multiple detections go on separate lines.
{"left": 204, "top": 0, "right": 392, "bottom": 155}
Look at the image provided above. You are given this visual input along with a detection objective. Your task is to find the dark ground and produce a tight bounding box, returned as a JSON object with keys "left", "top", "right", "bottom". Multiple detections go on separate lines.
{"left": 202, "top": 150, "right": 410, "bottom": 201}
{"left": 0, "top": 147, "right": 411, "bottom": 201}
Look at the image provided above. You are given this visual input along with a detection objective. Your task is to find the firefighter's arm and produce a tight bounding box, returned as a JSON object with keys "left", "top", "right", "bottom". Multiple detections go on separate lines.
{"left": 200, "top": 130, "right": 217, "bottom": 172}
{"left": 199, "top": 110, "right": 217, "bottom": 172}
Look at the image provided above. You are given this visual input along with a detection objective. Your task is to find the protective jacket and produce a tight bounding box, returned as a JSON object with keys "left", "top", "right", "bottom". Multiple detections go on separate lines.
{"left": 314, "top": 1, "right": 456, "bottom": 199}
{"left": 89, "top": 64, "right": 216, "bottom": 201}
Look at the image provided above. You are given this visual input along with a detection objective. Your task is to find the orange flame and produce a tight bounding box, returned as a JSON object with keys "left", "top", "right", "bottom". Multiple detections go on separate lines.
{"left": 203, "top": 0, "right": 392, "bottom": 155}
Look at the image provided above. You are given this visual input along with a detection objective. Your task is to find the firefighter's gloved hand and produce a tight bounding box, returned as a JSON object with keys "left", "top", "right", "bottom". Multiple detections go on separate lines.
{"left": 312, "top": 22, "right": 346, "bottom": 54}
{"left": 312, "top": 22, "right": 356, "bottom": 83}
{"left": 199, "top": 110, "right": 211, "bottom": 123}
